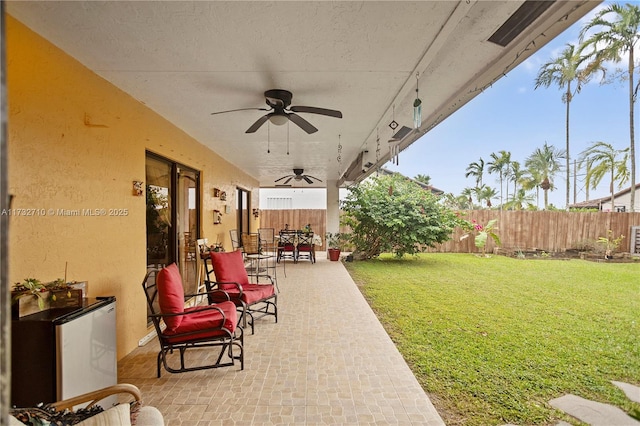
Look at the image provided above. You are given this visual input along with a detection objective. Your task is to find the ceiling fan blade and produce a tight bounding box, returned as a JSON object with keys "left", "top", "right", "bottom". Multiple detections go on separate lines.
{"left": 288, "top": 113, "right": 318, "bottom": 134}
{"left": 307, "top": 175, "right": 322, "bottom": 182}
{"left": 245, "top": 114, "right": 270, "bottom": 133}
{"left": 274, "top": 175, "right": 293, "bottom": 183}
{"left": 210, "top": 107, "right": 269, "bottom": 116}
{"left": 284, "top": 177, "right": 293, "bottom": 185}
{"left": 303, "top": 176, "right": 313, "bottom": 184}
{"left": 290, "top": 106, "right": 343, "bottom": 118}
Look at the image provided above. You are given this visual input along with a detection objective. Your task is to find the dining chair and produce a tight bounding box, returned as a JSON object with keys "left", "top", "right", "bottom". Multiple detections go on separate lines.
{"left": 277, "top": 230, "right": 297, "bottom": 263}
{"left": 296, "top": 232, "right": 315, "bottom": 263}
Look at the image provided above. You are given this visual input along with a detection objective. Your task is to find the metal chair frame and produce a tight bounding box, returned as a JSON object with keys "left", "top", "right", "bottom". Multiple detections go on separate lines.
{"left": 142, "top": 269, "right": 244, "bottom": 377}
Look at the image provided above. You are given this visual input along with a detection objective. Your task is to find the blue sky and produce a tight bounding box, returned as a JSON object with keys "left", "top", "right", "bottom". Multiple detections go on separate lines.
{"left": 385, "top": 2, "right": 638, "bottom": 209}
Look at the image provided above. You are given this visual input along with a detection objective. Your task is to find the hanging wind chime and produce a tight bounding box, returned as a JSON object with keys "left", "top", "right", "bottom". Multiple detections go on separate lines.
{"left": 389, "top": 105, "right": 400, "bottom": 165}
{"left": 337, "top": 134, "right": 343, "bottom": 179}
{"left": 413, "top": 72, "right": 422, "bottom": 130}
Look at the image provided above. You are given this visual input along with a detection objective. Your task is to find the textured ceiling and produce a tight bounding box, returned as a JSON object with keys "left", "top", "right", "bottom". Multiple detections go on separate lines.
{"left": 7, "top": 0, "right": 600, "bottom": 188}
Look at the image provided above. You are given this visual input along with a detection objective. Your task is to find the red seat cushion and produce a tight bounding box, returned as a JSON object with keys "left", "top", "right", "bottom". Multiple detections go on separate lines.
{"left": 210, "top": 250, "right": 250, "bottom": 290}
{"left": 162, "top": 301, "right": 237, "bottom": 344}
{"left": 156, "top": 263, "right": 185, "bottom": 332}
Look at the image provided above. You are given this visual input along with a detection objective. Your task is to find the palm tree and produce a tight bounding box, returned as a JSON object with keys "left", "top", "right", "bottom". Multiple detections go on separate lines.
{"left": 487, "top": 151, "right": 511, "bottom": 209}
{"left": 580, "top": 3, "right": 640, "bottom": 212}
{"left": 509, "top": 161, "right": 524, "bottom": 199}
{"left": 414, "top": 174, "right": 431, "bottom": 186}
{"left": 579, "top": 141, "right": 630, "bottom": 211}
{"left": 475, "top": 184, "right": 498, "bottom": 209}
{"left": 461, "top": 187, "right": 475, "bottom": 207}
{"left": 524, "top": 143, "right": 566, "bottom": 209}
{"left": 465, "top": 158, "right": 485, "bottom": 189}
{"left": 535, "top": 43, "right": 593, "bottom": 210}
{"left": 504, "top": 189, "right": 536, "bottom": 211}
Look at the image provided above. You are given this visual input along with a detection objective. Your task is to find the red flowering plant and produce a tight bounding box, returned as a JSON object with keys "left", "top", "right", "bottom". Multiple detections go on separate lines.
{"left": 460, "top": 218, "right": 501, "bottom": 257}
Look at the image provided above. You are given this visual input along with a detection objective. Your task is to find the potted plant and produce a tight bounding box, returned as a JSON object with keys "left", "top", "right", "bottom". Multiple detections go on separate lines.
{"left": 11, "top": 278, "right": 50, "bottom": 317}
{"left": 326, "top": 232, "right": 344, "bottom": 261}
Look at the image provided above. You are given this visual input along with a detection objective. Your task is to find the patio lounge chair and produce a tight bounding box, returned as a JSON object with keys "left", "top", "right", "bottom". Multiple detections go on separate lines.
{"left": 207, "top": 250, "right": 278, "bottom": 334}
{"left": 142, "top": 263, "right": 243, "bottom": 377}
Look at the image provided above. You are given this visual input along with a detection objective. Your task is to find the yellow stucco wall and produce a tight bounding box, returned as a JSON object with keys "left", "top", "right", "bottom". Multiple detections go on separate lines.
{"left": 6, "top": 15, "right": 259, "bottom": 359}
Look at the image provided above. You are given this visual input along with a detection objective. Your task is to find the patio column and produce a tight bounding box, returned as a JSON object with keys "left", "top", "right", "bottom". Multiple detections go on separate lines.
{"left": 326, "top": 180, "right": 340, "bottom": 245}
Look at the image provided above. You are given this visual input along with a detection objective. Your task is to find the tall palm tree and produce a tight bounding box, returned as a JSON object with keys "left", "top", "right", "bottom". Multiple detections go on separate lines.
{"left": 579, "top": 141, "right": 630, "bottom": 211}
{"left": 465, "top": 158, "right": 485, "bottom": 189}
{"left": 535, "top": 43, "right": 592, "bottom": 210}
{"left": 487, "top": 151, "right": 511, "bottom": 209}
{"left": 525, "top": 143, "right": 566, "bottom": 209}
{"left": 509, "top": 161, "right": 524, "bottom": 199}
{"left": 581, "top": 3, "right": 640, "bottom": 212}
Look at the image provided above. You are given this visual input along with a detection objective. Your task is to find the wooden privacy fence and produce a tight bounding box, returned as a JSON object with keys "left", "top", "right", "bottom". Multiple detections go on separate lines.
{"left": 438, "top": 210, "right": 640, "bottom": 254}
{"left": 260, "top": 209, "right": 640, "bottom": 253}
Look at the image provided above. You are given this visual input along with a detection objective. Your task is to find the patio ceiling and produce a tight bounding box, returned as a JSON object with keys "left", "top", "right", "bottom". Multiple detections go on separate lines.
{"left": 7, "top": 1, "right": 600, "bottom": 188}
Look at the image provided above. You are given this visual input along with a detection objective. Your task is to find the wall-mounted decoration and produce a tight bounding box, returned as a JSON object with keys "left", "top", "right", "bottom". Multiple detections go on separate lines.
{"left": 213, "top": 188, "right": 221, "bottom": 197}
{"left": 220, "top": 191, "right": 227, "bottom": 201}
{"left": 213, "top": 210, "right": 222, "bottom": 225}
{"left": 132, "top": 181, "right": 144, "bottom": 196}
{"left": 252, "top": 208, "right": 260, "bottom": 219}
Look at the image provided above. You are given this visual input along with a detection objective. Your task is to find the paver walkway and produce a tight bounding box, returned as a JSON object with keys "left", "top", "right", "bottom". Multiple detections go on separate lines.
{"left": 119, "top": 255, "right": 445, "bottom": 425}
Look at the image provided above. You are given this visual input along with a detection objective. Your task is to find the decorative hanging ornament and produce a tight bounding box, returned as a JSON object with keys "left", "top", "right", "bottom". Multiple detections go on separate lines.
{"left": 413, "top": 72, "right": 422, "bottom": 130}
{"left": 388, "top": 106, "right": 400, "bottom": 165}
{"left": 337, "top": 134, "right": 343, "bottom": 179}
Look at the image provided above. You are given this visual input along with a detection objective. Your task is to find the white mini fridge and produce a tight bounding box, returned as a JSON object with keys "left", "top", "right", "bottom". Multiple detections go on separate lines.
{"left": 11, "top": 297, "right": 117, "bottom": 407}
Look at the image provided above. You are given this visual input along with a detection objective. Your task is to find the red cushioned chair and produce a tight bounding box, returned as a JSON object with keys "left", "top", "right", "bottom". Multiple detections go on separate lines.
{"left": 296, "top": 232, "right": 316, "bottom": 263}
{"left": 142, "top": 263, "right": 243, "bottom": 377}
{"left": 207, "top": 250, "right": 277, "bottom": 334}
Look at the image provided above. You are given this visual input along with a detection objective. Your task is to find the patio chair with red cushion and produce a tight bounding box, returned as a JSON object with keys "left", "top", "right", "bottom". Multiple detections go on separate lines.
{"left": 207, "top": 250, "right": 277, "bottom": 334}
{"left": 296, "top": 232, "right": 316, "bottom": 263}
{"left": 142, "top": 263, "right": 243, "bottom": 377}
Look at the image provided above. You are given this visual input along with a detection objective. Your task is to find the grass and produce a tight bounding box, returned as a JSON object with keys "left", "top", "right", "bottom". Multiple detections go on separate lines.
{"left": 345, "top": 254, "right": 640, "bottom": 425}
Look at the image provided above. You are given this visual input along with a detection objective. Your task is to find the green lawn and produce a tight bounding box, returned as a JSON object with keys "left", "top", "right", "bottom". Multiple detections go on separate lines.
{"left": 345, "top": 254, "right": 640, "bottom": 425}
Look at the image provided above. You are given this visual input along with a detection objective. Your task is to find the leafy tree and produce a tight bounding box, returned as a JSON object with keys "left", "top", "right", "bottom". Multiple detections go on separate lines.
{"left": 487, "top": 150, "right": 511, "bottom": 209}
{"left": 581, "top": 3, "right": 640, "bottom": 211}
{"left": 535, "top": 43, "right": 593, "bottom": 209}
{"left": 414, "top": 174, "right": 432, "bottom": 186}
{"left": 341, "top": 174, "right": 462, "bottom": 259}
{"left": 524, "top": 143, "right": 566, "bottom": 210}
{"left": 579, "top": 141, "right": 630, "bottom": 210}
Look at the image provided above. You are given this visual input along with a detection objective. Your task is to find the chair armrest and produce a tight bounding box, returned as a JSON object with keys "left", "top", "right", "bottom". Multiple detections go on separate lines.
{"left": 48, "top": 384, "right": 142, "bottom": 411}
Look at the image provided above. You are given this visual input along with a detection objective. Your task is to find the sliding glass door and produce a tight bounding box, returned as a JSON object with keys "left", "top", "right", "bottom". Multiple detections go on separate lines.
{"left": 145, "top": 153, "right": 200, "bottom": 295}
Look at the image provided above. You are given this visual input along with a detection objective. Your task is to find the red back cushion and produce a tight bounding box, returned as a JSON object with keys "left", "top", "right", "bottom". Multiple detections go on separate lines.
{"left": 156, "top": 263, "right": 185, "bottom": 332}
{"left": 210, "top": 250, "right": 249, "bottom": 289}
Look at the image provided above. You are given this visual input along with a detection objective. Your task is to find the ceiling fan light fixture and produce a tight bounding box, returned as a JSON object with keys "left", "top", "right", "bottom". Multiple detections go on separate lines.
{"left": 268, "top": 114, "right": 288, "bottom": 126}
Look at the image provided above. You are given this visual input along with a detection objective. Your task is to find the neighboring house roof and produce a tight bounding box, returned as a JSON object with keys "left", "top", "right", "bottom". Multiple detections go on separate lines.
{"left": 377, "top": 168, "right": 445, "bottom": 196}
{"left": 569, "top": 183, "right": 640, "bottom": 209}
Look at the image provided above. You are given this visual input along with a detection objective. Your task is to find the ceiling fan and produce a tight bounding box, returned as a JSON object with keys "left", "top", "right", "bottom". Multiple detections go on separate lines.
{"left": 274, "top": 168, "right": 323, "bottom": 185}
{"left": 211, "top": 89, "right": 342, "bottom": 134}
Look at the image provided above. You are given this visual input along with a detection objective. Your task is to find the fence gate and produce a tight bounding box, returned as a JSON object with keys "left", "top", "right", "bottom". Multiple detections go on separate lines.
{"left": 631, "top": 226, "right": 640, "bottom": 255}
